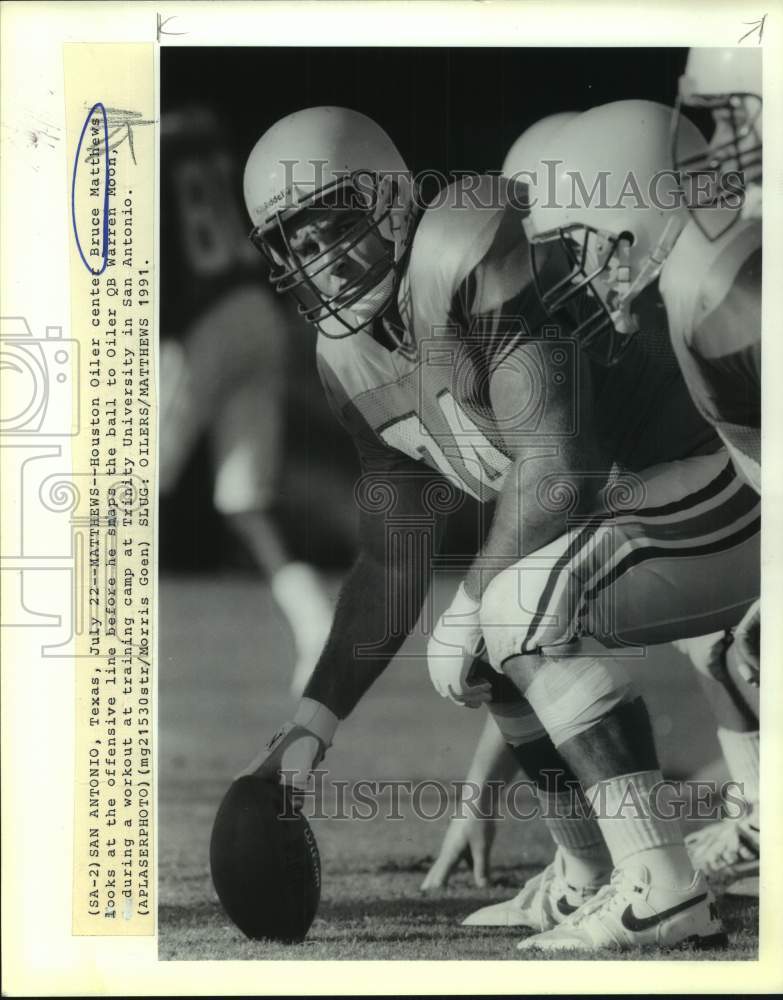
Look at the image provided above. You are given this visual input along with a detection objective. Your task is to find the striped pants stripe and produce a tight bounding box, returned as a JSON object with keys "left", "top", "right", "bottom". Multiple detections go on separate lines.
{"left": 480, "top": 449, "right": 760, "bottom": 671}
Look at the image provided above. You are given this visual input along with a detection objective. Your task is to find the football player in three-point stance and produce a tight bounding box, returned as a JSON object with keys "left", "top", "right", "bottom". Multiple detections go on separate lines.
{"left": 512, "top": 95, "right": 759, "bottom": 949}
{"left": 661, "top": 47, "right": 762, "bottom": 887}
{"left": 512, "top": 52, "right": 764, "bottom": 900}
{"left": 222, "top": 103, "right": 762, "bottom": 953}
{"left": 445, "top": 62, "right": 763, "bottom": 908}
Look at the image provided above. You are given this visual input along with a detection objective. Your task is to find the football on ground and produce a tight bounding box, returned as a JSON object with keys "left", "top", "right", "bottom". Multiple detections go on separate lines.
{"left": 210, "top": 775, "right": 321, "bottom": 942}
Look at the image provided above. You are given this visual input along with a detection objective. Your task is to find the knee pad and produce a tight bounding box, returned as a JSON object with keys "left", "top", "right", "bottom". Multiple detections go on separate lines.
{"left": 523, "top": 653, "right": 635, "bottom": 748}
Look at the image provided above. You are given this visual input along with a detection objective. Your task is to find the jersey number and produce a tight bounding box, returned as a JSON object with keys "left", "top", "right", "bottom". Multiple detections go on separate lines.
{"left": 380, "top": 391, "right": 511, "bottom": 500}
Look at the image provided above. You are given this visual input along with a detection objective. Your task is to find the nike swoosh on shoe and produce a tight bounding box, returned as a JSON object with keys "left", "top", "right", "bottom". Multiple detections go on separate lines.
{"left": 620, "top": 892, "right": 707, "bottom": 933}
{"left": 556, "top": 895, "right": 578, "bottom": 917}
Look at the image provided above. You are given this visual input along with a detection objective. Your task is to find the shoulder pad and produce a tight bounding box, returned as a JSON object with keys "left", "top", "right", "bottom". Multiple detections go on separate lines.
{"left": 407, "top": 176, "right": 530, "bottom": 330}
{"left": 694, "top": 221, "right": 761, "bottom": 333}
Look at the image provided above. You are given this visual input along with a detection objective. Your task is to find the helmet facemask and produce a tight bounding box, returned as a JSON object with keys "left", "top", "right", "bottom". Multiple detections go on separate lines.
{"left": 672, "top": 89, "right": 762, "bottom": 239}
{"left": 250, "top": 173, "right": 413, "bottom": 338}
{"left": 529, "top": 225, "right": 637, "bottom": 367}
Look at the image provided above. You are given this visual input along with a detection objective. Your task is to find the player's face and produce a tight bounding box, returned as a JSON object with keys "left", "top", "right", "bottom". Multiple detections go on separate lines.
{"left": 285, "top": 207, "right": 389, "bottom": 319}
{"left": 562, "top": 228, "right": 628, "bottom": 317}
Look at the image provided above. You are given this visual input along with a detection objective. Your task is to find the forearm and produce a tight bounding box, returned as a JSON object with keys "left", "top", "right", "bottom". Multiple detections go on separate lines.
{"left": 460, "top": 337, "right": 607, "bottom": 601}
{"left": 303, "top": 549, "right": 430, "bottom": 718}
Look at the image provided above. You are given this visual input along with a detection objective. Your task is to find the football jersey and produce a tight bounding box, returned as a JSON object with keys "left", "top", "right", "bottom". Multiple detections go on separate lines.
{"left": 317, "top": 176, "right": 716, "bottom": 503}
{"left": 659, "top": 218, "right": 761, "bottom": 492}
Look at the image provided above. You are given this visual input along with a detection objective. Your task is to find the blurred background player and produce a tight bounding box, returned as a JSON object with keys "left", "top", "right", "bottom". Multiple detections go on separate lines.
{"left": 160, "top": 106, "right": 352, "bottom": 696}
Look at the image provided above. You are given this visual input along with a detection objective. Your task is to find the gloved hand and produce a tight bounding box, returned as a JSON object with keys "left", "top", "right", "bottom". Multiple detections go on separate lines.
{"left": 427, "top": 583, "right": 492, "bottom": 707}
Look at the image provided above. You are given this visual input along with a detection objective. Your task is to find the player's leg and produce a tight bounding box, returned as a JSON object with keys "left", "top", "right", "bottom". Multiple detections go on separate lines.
{"left": 677, "top": 633, "right": 760, "bottom": 881}
{"left": 500, "top": 646, "right": 711, "bottom": 947}
{"left": 423, "top": 673, "right": 611, "bottom": 897}
{"left": 198, "top": 286, "right": 335, "bottom": 698}
{"left": 445, "top": 667, "right": 612, "bottom": 925}
{"left": 211, "top": 380, "right": 333, "bottom": 698}
{"left": 480, "top": 450, "right": 758, "bottom": 950}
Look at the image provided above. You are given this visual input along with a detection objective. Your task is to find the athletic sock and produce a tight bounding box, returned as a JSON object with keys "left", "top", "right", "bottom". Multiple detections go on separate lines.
{"left": 717, "top": 727, "right": 760, "bottom": 806}
{"left": 587, "top": 769, "right": 695, "bottom": 889}
{"left": 537, "top": 788, "right": 611, "bottom": 886}
{"left": 489, "top": 702, "right": 611, "bottom": 888}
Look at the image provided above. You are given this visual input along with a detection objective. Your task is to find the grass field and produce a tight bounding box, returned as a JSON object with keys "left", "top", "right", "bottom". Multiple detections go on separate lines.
{"left": 159, "top": 575, "right": 758, "bottom": 961}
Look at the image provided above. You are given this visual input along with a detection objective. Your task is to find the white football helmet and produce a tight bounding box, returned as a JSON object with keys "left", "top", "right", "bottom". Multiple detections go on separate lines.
{"left": 503, "top": 112, "right": 580, "bottom": 212}
{"left": 502, "top": 111, "right": 580, "bottom": 179}
{"left": 243, "top": 107, "right": 417, "bottom": 338}
{"left": 524, "top": 100, "right": 707, "bottom": 365}
{"left": 672, "top": 48, "right": 762, "bottom": 230}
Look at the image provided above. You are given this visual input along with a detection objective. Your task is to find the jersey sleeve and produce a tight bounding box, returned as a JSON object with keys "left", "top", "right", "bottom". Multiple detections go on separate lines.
{"left": 690, "top": 245, "right": 761, "bottom": 429}
{"left": 689, "top": 244, "right": 761, "bottom": 484}
{"left": 316, "top": 352, "right": 421, "bottom": 475}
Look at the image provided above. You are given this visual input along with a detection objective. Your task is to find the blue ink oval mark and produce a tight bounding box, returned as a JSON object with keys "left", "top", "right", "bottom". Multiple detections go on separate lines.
{"left": 72, "top": 102, "right": 109, "bottom": 275}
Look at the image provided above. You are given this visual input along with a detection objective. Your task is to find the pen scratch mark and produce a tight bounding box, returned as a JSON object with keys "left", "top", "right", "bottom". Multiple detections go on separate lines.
{"left": 737, "top": 14, "right": 766, "bottom": 44}
{"left": 82, "top": 106, "right": 156, "bottom": 166}
{"left": 157, "top": 13, "right": 188, "bottom": 41}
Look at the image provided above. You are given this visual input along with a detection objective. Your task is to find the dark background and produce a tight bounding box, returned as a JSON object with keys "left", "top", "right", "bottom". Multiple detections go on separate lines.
{"left": 160, "top": 47, "right": 689, "bottom": 572}
{"left": 162, "top": 47, "right": 689, "bottom": 175}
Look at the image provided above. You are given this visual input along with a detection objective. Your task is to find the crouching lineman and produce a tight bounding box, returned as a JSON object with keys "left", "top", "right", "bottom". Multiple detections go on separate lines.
{"left": 228, "top": 105, "right": 756, "bottom": 954}
{"left": 432, "top": 61, "right": 763, "bottom": 900}
{"left": 667, "top": 47, "right": 762, "bottom": 889}
{"left": 456, "top": 97, "right": 758, "bottom": 952}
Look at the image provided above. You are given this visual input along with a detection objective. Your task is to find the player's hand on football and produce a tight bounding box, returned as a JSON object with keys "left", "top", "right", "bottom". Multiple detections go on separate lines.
{"left": 427, "top": 583, "right": 492, "bottom": 708}
{"left": 732, "top": 598, "right": 760, "bottom": 687}
{"left": 420, "top": 811, "right": 497, "bottom": 890}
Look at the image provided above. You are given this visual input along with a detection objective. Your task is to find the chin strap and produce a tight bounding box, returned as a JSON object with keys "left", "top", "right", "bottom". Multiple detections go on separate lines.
{"left": 609, "top": 216, "right": 686, "bottom": 334}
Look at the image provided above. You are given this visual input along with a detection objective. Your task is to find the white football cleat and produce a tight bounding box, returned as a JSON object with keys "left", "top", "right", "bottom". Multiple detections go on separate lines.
{"left": 462, "top": 849, "right": 604, "bottom": 930}
{"left": 685, "top": 806, "right": 759, "bottom": 876}
{"left": 516, "top": 863, "right": 727, "bottom": 954}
